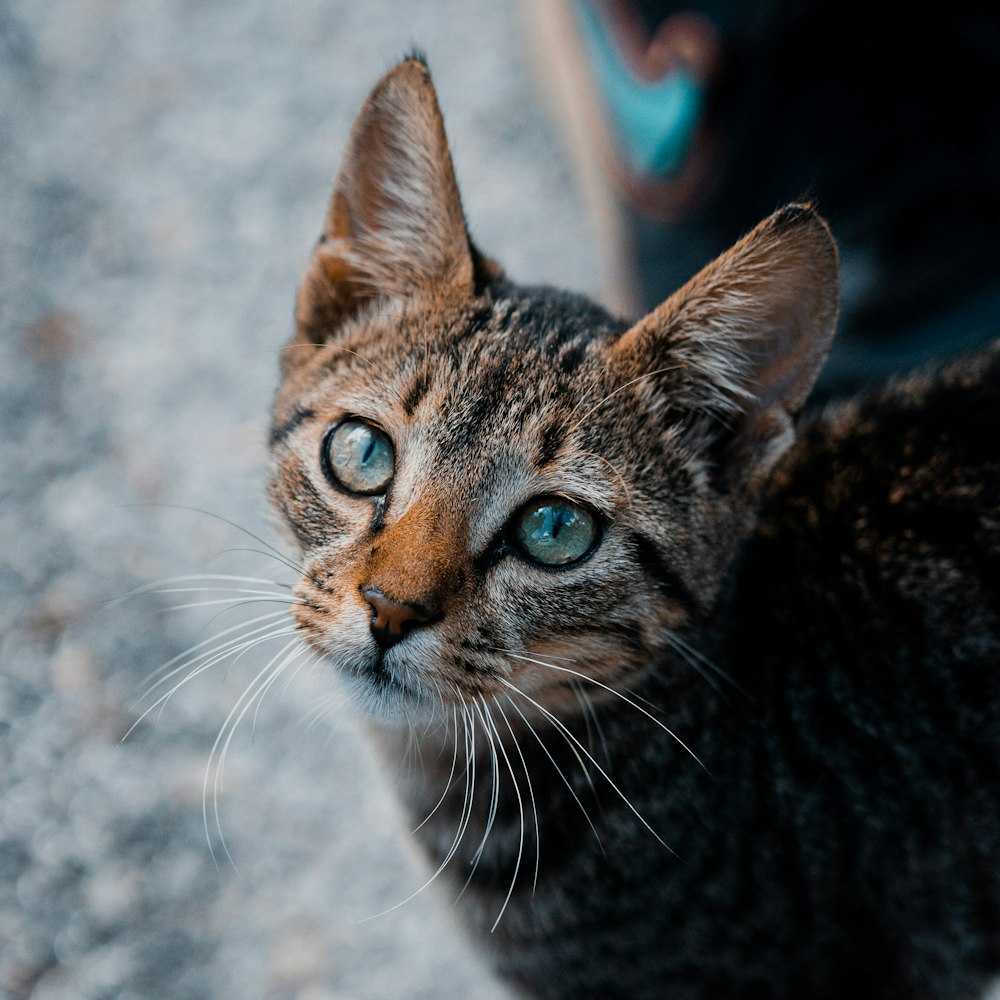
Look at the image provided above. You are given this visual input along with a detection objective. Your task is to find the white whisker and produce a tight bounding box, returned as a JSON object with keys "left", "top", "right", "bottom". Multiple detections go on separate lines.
{"left": 494, "top": 697, "right": 540, "bottom": 894}
{"left": 465, "top": 700, "right": 501, "bottom": 878}
{"left": 303, "top": 689, "right": 348, "bottom": 732}
{"left": 505, "top": 694, "right": 605, "bottom": 853}
{"left": 411, "top": 705, "right": 461, "bottom": 834}
{"left": 209, "top": 546, "right": 315, "bottom": 581}
{"left": 124, "top": 622, "right": 299, "bottom": 739}
{"left": 130, "top": 502, "right": 317, "bottom": 583}
{"left": 204, "top": 638, "right": 300, "bottom": 870}
{"left": 280, "top": 644, "right": 320, "bottom": 697}
{"left": 569, "top": 366, "right": 683, "bottom": 429}
{"left": 667, "top": 632, "right": 744, "bottom": 695}
{"left": 146, "top": 586, "right": 300, "bottom": 598}
{"left": 131, "top": 609, "right": 290, "bottom": 696}
{"left": 360, "top": 701, "right": 478, "bottom": 922}
{"left": 141, "top": 621, "right": 298, "bottom": 707}
{"left": 500, "top": 677, "right": 677, "bottom": 857}
{"left": 571, "top": 679, "right": 612, "bottom": 768}
{"left": 486, "top": 697, "right": 526, "bottom": 932}
{"left": 252, "top": 641, "right": 311, "bottom": 737}
{"left": 504, "top": 652, "right": 706, "bottom": 772}
{"left": 559, "top": 448, "right": 634, "bottom": 509}
{"left": 114, "top": 574, "right": 295, "bottom": 604}
{"left": 155, "top": 596, "right": 302, "bottom": 612}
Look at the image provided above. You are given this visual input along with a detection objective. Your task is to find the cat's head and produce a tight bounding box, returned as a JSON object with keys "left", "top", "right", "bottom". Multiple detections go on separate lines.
{"left": 269, "top": 58, "right": 839, "bottom": 722}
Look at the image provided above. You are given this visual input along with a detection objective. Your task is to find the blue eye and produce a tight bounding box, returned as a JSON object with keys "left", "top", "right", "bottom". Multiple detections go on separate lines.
{"left": 325, "top": 421, "right": 394, "bottom": 495}
{"left": 513, "top": 498, "right": 599, "bottom": 567}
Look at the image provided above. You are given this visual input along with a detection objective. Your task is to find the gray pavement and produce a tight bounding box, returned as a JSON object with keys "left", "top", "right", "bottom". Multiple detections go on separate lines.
{"left": 0, "top": 2, "right": 598, "bottom": 997}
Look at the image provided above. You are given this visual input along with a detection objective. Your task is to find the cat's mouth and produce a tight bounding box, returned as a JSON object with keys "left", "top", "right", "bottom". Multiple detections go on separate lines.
{"left": 289, "top": 590, "right": 495, "bottom": 716}
{"left": 347, "top": 651, "right": 425, "bottom": 704}
{"left": 288, "top": 567, "right": 670, "bottom": 728}
{"left": 289, "top": 572, "right": 668, "bottom": 724}
{"left": 300, "top": 627, "right": 441, "bottom": 720}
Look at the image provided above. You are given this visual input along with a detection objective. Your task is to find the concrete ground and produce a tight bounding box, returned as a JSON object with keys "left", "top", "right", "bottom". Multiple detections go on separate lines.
{"left": 0, "top": 2, "right": 598, "bottom": 997}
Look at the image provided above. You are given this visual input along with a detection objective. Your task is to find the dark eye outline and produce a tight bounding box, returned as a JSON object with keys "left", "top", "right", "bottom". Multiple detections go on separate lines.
{"left": 507, "top": 495, "right": 603, "bottom": 570}
{"left": 320, "top": 418, "right": 395, "bottom": 497}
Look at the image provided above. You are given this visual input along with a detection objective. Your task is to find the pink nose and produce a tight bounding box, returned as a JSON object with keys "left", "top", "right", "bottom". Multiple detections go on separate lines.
{"left": 360, "top": 586, "right": 438, "bottom": 650}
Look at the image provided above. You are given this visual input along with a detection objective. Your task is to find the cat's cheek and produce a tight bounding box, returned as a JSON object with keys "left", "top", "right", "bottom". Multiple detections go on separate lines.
{"left": 289, "top": 588, "right": 372, "bottom": 663}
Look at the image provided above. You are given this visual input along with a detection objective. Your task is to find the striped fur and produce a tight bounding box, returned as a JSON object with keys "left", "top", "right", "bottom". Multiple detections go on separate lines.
{"left": 271, "top": 60, "right": 838, "bottom": 719}
{"left": 267, "top": 60, "right": 1000, "bottom": 1000}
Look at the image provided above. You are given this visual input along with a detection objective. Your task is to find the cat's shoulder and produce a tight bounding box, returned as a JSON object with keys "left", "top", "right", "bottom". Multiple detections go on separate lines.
{"left": 756, "top": 339, "right": 1000, "bottom": 622}
{"left": 770, "top": 339, "right": 1000, "bottom": 513}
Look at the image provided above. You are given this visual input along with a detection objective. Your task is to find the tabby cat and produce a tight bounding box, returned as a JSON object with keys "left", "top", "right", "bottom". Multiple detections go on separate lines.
{"left": 268, "top": 58, "right": 1000, "bottom": 999}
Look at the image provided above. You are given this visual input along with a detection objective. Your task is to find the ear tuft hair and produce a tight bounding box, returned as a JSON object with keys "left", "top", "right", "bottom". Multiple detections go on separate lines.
{"left": 401, "top": 47, "right": 429, "bottom": 69}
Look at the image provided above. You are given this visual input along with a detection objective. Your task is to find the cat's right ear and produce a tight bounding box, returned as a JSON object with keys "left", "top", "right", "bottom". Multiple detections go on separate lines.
{"left": 610, "top": 204, "right": 840, "bottom": 491}
{"left": 290, "top": 58, "right": 496, "bottom": 357}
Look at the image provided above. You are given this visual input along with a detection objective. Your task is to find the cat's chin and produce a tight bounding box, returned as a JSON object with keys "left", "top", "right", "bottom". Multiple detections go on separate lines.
{"left": 337, "top": 669, "right": 431, "bottom": 726}
{"left": 307, "top": 638, "right": 444, "bottom": 726}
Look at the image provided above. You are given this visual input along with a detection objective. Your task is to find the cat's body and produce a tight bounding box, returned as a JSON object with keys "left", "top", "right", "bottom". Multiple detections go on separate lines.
{"left": 369, "top": 334, "right": 1000, "bottom": 1000}
{"left": 270, "top": 59, "right": 1000, "bottom": 999}
{"left": 387, "top": 345, "right": 1000, "bottom": 1000}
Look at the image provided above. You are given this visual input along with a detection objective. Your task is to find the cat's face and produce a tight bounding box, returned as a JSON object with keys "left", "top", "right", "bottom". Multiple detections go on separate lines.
{"left": 269, "top": 59, "right": 839, "bottom": 723}
{"left": 271, "top": 289, "right": 697, "bottom": 719}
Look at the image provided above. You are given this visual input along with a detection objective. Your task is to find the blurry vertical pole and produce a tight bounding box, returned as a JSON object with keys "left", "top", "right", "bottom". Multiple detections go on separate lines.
{"left": 521, "top": 0, "right": 721, "bottom": 318}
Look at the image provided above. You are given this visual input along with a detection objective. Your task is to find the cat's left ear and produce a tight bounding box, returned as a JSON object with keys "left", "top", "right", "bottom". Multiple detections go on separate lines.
{"left": 611, "top": 204, "right": 840, "bottom": 488}
{"left": 293, "top": 58, "right": 495, "bottom": 350}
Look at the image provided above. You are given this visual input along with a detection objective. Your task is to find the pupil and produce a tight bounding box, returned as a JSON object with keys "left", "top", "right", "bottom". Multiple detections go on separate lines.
{"left": 550, "top": 508, "right": 564, "bottom": 539}
{"left": 361, "top": 434, "right": 376, "bottom": 465}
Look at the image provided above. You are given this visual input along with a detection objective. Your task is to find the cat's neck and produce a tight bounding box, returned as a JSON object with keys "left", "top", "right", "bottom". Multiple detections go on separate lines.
{"left": 367, "top": 645, "right": 738, "bottom": 897}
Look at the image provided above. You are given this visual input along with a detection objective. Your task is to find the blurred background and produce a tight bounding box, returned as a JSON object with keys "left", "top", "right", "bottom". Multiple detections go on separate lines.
{"left": 0, "top": 2, "right": 597, "bottom": 998}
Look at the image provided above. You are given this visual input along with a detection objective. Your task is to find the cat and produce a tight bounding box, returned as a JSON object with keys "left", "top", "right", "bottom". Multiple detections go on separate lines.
{"left": 268, "top": 57, "right": 1000, "bottom": 1000}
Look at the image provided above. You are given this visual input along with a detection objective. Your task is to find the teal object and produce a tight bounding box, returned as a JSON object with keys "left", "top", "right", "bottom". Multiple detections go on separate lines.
{"left": 575, "top": 0, "right": 704, "bottom": 179}
{"left": 328, "top": 421, "right": 395, "bottom": 495}
{"left": 514, "top": 500, "right": 598, "bottom": 566}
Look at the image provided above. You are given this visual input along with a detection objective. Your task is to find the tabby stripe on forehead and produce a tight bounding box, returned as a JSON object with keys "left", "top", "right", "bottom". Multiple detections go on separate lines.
{"left": 270, "top": 407, "right": 316, "bottom": 446}
{"left": 556, "top": 340, "right": 586, "bottom": 373}
{"left": 440, "top": 367, "right": 510, "bottom": 454}
{"left": 401, "top": 371, "right": 431, "bottom": 416}
{"left": 536, "top": 419, "right": 564, "bottom": 466}
{"left": 628, "top": 531, "right": 697, "bottom": 612}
